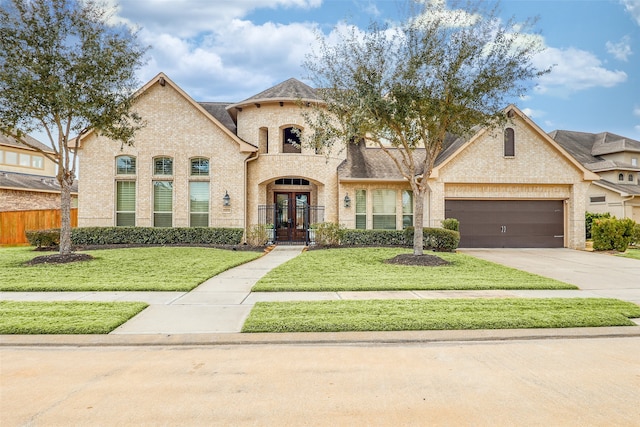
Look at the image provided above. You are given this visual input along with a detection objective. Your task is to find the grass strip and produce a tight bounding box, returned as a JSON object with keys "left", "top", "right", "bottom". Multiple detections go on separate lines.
{"left": 616, "top": 249, "right": 640, "bottom": 260}
{"left": 0, "top": 247, "right": 261, "bottom": 291}
{"left": 253, "top": 248, "right": 576, "bottom": 292}
{"left": 0, "top": 301, "right": 148, "bottom": 334}
{"left": 242, "top": 298, "right": 640, "bottom": 333}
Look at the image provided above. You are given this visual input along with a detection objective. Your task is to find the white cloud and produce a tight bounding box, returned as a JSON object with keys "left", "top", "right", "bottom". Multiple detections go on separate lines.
{"left": 413, "top": 0, "right": 481, "bottom": 28}
{"left": 606, "top": 36, "right": 633, "bottom": 61}
{"left": 633, "top": 106, "right": 640, "bottom": 117}
{"left": 533, "top": 47, "right": 627, "bottom": 95}
{"left": 521, "top": 108, "right": 545, "bottom": 119}
{"left": 620, "top": 0, "right": 640, "bottom": 25}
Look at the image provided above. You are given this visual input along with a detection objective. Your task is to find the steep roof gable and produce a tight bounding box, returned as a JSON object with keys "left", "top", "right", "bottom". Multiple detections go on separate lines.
{"left": 74, "top": 73, "right": 256, "bottom": 153}
{"left": 0, "top": 133, "right": 54, "bottom": 154}
{"left": 431, "top": 105, "right": 599, "bottom": 181}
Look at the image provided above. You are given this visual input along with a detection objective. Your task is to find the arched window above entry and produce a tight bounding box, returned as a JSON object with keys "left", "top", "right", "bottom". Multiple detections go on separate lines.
{"left": 282, "top": 126, "right": 302, "bottom": 154}
{"left": 504, "top": 128, "right": 515, "bottom": 157}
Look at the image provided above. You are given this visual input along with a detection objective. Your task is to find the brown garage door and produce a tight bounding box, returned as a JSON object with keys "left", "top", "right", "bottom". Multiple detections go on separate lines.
{"left": 445, "top": 200, "right": 564, "bottom": 248}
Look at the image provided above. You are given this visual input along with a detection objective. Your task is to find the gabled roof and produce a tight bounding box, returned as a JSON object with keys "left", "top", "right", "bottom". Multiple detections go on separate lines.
{"left": 227, "top": 78, "right": 320, "bottom": 111}
{"left": 0, "top": 133, "right": 54, "bottom": 154}
{"left": 198, "top": 102, "right": 236, "bottom": 134}
{"left": 431, "top": 105, "right": 598, "bottom": 180}
{"left": 0, "top": 171, "right": 78, "bottom": 194}
{"left": 550, "top": 130, "right": 640, "bottom": 172}
{"left": 593, "top": 179, "right": 640, "bottom": 196}
{"left": 74, "top": 73, "right": 256, "bottom": 153}
{"left": 339, "top": 106, "right": 598, "bottom": 182}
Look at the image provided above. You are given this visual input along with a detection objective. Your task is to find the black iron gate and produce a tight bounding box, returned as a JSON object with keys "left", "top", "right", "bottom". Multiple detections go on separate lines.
{"left": 258, "top": 201, "right": 324, "bottom": 244}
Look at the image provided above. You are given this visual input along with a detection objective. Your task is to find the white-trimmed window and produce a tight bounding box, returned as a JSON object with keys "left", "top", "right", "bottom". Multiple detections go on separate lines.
{"left": 190, "top": 181, "right": 209, "bottom": 227}
{"left": 154, "top": 156, "right": 173, "bottom": 175}
{"left": 190, "top": 157, "right": 209, "bottom": 176}
{"left": 355, "top": 189, "right": 366, "bottom": 229}
{"left": 589, "top": 195, "right": 606, "bottom": 204}
{"left": 402, "top": 190, "right": 413, "bottom": 229}
{"left": 153, "top": 181, "right": 173, "bottom": 227}
{"left": 372, "top": 189, "right": 396, "bottom": 229}
{"left": 116, "top": 181, "right": 136, "bottom": 226}
{"left": 116, "top": 155, "right": 136, "bottom": 175}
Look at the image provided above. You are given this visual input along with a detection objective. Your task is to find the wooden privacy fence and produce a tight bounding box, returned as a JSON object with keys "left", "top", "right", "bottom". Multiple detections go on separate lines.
{"left": 0, "top": 208, "right": 78, "bottom": 245}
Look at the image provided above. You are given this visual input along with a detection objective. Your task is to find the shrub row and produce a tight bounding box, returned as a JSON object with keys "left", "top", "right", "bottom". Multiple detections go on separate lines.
{"left": 592, "top": 218, "right": 636, "bottom": 252}
{"left": 26, "top": 227, "right": 244, "bottom": 247}
{"left": 340, "top": 227, "right": 460, "bottom": 252}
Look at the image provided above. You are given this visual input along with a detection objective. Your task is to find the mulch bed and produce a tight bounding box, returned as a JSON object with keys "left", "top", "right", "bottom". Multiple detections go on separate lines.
{"left": 25, "top": 253, "right": 95, "bottom": 266}
{"left": 384, "top": 253, "right": 450, "bottom": 267}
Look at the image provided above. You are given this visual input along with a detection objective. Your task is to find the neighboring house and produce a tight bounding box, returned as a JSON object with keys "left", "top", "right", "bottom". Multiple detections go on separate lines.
{"left": 75, "top": 73, "right": 600, "bottom": 249}
{"left": 0, "top": 133, "right": 78, "bottom": 212}
{"left": 551, "top": 130, "right": 640, "bottom": 223}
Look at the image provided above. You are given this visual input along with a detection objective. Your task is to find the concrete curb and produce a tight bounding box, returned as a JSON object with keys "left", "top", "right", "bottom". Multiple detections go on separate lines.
{"left": 2, "top": 326, "right": 639, "bottom": 347}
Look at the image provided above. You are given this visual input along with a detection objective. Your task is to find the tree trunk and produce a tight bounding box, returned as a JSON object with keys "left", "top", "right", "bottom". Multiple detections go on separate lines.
{"left": 412, "top": 186, "right": 426, "bottom": 256}
{"left": 59, "top": 181, "right": 73, "bottom": 256}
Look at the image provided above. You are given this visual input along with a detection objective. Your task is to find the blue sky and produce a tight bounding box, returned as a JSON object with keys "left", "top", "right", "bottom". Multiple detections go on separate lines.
{"left": 107, "top": 0, "right": 640, "bottom": 138}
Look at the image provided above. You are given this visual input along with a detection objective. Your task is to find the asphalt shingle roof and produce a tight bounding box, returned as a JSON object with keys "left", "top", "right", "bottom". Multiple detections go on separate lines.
{"left": 0, "top": 133, "right": 54, "bottom": 153}
{"left": 229, "top": 78, "right": 320, "bottom": 109}
{"left": 0, "top": 171, "right": 78, "bottom": 194}
{"left": 198, "top": 102, "right": 237, "bottom": 134}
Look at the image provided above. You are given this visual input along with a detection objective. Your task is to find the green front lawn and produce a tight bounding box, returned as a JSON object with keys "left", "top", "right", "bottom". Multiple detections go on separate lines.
{"left": 242, "top": 298, "right": 640, "bottom": 333}
{"left": 253, "top": 248, "right": 576, "bottom": 292}
{"left": 617, "top": 248, "right": 640, "bottom": 260}
{"left": 0, "top": 247, "right": 261, "bottom": 291}
{"left": 0, "top": 301, "right": 148, "bottom": 334}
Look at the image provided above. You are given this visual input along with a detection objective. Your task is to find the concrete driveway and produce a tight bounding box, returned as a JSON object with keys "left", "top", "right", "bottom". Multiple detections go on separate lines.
{"left": 459, "top": 248, "right": 640, "bottom": 305}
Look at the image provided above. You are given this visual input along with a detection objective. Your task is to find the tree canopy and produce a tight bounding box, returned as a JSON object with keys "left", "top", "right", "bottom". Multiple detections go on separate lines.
{"left": 0, "top": 0, "right": 147, "bottom": 255}
{"left": 303, "top": 0, "right": 549, "bottom": 255}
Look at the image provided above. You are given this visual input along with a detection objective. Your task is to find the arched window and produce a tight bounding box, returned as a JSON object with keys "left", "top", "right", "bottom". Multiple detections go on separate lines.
{"left": 619, "top": 173, "right": 624, "bottom": 181}
{"left": 153, "top": 156, "right": 173, "bottom": 175}
{"left": 504, "top": 128, "right": 515, "bottom": 157}
{"left": 629, "top": 174, "right": 635, "bottom": 182}
{"left": 115, "top": 155, "right": 136, "bottom": 175}
{"left": 282, "top": 126, "right": 302, "bottom": 154}
{"left": 190, "top": 157, "right": 209, "bottom": 176}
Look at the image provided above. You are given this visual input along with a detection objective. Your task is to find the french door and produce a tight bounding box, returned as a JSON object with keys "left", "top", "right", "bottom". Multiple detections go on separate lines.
{"left": 275, "top": 192, "right": 309, "bottom": 242}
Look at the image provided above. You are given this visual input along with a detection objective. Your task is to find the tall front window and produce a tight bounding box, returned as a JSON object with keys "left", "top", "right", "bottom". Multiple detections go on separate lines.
{"left": 402, "top": 190, "right": 413, "bottom": 229}
{"left": 504, "top": 128, "right": 515, "bottom": 157}
{"left": 116, "top": 155, "right": 136, "bottom": 175}
{"left": 372, "top": 189, "right": 396, "bottom": 229}
{"left": 355, "top": 190, "right": 367, "bottom": 229}
{"left": 116, "top": 181, "right": 136, "bottom": 226}
{"left": 153, "top": 181, "right": 173, "bottom": 227}
{"left": 190, "top": 182, "right": 210, "bottom": 227}
{"left": 154, "top": 157, "right": 173, "bottom": 175}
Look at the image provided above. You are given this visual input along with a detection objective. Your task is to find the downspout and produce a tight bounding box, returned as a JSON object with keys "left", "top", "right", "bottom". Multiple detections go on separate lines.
{"left": 244, "top": 151, "right": 259, "bottom": 243}
{"left": 621, "top": 195, "right": 635, "bottom": 219}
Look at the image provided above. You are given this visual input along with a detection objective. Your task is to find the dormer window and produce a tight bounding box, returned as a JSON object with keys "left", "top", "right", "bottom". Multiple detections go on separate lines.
{"left": 619, "top": 173, "right": 624, "bottom": 181}
{"left": 283, "top": 126, "right": 302, "bottom": 154}
{"left": 504, "top": 128, "right": 515, "bottom": 157}
{"left": 629, "top": 174, "right": 634, "bottom": 182}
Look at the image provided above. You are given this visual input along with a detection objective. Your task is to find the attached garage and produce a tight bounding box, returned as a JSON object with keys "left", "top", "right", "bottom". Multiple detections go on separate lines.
{"left": 445, "top": 200, "right": 564, "bottom": 248}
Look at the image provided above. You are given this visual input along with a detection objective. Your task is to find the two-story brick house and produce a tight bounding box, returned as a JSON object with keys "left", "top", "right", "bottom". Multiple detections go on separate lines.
{"left": 75, "top": 73, "right": 601, "bottom": 249}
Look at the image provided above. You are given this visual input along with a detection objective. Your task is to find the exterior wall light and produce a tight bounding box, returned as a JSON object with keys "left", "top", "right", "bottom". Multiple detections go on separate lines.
{"left": 223, "top": 190, "right": 230, "bottom": 207}
{"left": 344, "top": 193, "right": 351, "bottom": 208}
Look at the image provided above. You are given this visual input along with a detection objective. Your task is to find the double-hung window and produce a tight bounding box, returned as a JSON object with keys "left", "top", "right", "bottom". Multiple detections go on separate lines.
{"left": 153, "top": 181, "right": 173, "bottom": 227}
{"left": 115, "top": 155, "right": 136, "bottom": 226}
{"left": 372, "top": 189, "right": 396, "bottom": 229}
{"left": 402, "top": 190, "right": 413, "bottom": 229}
{"left": 355, "top": 190, "right": 367, "bottom": 229}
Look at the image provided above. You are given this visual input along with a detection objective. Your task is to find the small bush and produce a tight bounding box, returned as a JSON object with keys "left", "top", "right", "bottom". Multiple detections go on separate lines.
{"left": 313, "top": 222, "right": 345, "bottom": 246}
{"left": 631, "top": 223, "right": 640, "bottom": 247}
{"left": 70, "top": 227, "right": 244, "bottom": 246}
{"left": 592, "top": 218, "right": 635, "bottom": 252}
{"left": 246, "top": 224, "right": 270, "bottom": 246}
{"left": 441, "top": 218, "right": 459, "bottom": 232}
{"left": 25, "top": 229, "right": 60, "bottom": 248}
{"left": 585, "top": 212, "right": 611, "bottom": 240}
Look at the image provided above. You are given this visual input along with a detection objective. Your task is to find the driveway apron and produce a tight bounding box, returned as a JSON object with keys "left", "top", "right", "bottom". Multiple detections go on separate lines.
{"left": 459, "top": 248, "right": 640, "bottom": 305}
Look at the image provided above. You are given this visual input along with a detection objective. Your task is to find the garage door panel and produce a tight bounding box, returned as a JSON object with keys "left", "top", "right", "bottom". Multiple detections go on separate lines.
{"left": 445, "top": 200, "right": 564, "bottom": 248}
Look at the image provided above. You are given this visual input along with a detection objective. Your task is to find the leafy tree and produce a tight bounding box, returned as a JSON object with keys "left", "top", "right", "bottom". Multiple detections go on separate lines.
{"left": 303, "top": 0, "right": 548, "bottom": 255}
{"left": 0, "top": 0, "right": 147, "bottom": 256}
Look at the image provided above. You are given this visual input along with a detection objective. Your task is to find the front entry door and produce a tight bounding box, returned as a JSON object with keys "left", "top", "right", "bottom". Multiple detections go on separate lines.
{"left": 275, "top": 192, "right": 309, "bottom": 242}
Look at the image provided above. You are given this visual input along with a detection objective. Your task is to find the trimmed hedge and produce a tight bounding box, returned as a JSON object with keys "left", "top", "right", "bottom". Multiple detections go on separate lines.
{"left": 592, "top": 218, "right": 635, "bottom": 252}
{"left": 25, "top": 229, "right": 61, "bottom": 248}
{"left": 71, "top": 227, "right": 244, "bottom": 245}
{"left": 341, "top": 227, "right": 460, "bottom": 252}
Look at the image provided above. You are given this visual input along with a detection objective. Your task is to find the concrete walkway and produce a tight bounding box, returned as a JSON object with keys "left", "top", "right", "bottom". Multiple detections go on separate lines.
{"left": 1, "top": 247, "right": 639, "bottom": 334}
